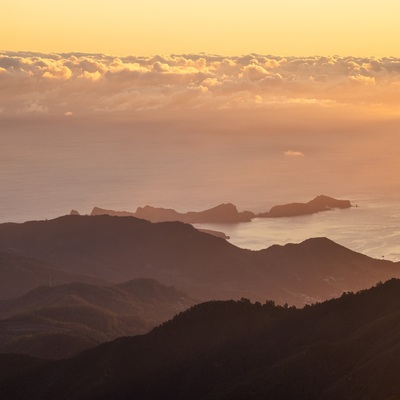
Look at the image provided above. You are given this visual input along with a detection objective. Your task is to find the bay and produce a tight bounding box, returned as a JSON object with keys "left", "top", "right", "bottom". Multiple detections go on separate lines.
{"left": 1, "top": 123, "right": 399, "bottom": 262}
{"left": 196, "top": 195, "right": 400, "bottom": 262}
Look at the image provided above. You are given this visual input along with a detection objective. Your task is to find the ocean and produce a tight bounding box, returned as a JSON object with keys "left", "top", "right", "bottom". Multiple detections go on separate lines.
{"left": 1, "top": 123, "right": 399, "bottom": 261}
{"left": 195, "top": 195, "right": 400, "bottom": 262}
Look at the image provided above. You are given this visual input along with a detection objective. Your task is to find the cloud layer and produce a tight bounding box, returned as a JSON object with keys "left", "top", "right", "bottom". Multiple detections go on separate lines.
{"left": 1, "top": 51, "right": 400, "bottom": 118}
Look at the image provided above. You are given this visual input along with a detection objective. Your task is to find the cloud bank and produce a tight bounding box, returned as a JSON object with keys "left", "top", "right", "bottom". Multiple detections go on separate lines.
{"left": 1, "top": 51, "right": 400, "bottom": 119}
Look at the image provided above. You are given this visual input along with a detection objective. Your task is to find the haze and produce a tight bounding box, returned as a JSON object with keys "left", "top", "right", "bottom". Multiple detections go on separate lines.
{"left": 1, "top": 1, "right": 400, "bottom": 221}
{"left": 3, "top": 3, "right": 400, "bottom": 398}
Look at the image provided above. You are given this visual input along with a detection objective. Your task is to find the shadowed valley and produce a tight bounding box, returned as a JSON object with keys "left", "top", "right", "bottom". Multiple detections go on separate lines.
{"left": 0, "top": 251, "right": 107, "bottom": 300}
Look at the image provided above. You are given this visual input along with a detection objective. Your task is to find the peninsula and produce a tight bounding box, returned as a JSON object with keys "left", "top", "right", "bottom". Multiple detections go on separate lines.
{"left": 91, "top": 203, "right": 255, "bottom": 224}
{"left": 258, "top": 195, "right": 352, "bottom": 218}
{"left": 84, "top": 195, "right": 351, "bottom": 225}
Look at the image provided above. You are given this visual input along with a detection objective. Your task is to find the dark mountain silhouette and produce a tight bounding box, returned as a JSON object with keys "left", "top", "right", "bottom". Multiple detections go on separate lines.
{"left": 0, "top": 250, "right": 107, "bottom": 300}
{"left": 90, "top": 207, "right": 230, "bottom": 238}
{"left": 258, "top": 195, "right": 351, "bottom": 217}
{"left": 0, "top": 279, "right": 196, "bottom": 359}
{"left": 196, "top": 228, "right": 230, "bottom": 239}
{"left": 3, "top": 279, "right": 400, "bottom": 399}
{"left": 90, "top": 207, "right": 135, "bottom": 217}
{"left": 91, "top": 203, "right": 255, "bottom": 223}
{"left": 0, "top": 216, "right": 398, "bottom": 306}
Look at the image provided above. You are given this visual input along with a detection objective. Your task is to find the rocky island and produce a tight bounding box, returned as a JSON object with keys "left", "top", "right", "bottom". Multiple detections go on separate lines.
{"left": 91, "top": 203, "right": 255, "bottom": 224}
{"left": 258, "top": 195, "right": 352, "bottom": 218}
{"left": 84, "top": 195, "right": 351, "bottom": 225}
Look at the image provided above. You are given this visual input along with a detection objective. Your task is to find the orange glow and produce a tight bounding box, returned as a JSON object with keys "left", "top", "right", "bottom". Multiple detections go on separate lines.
{"left": 1, "top": 1, "right": 400, "bottom": 57}
{"left": 1, "top": 52, "right": 399, "bottom": 120}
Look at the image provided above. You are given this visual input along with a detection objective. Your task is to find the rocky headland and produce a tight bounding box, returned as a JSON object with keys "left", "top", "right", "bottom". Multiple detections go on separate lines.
{"left": 91, "top": 203, "right": 255, "bottom": 224}
{"left": 258, "top": 195, "right": 352, "bottom": 218}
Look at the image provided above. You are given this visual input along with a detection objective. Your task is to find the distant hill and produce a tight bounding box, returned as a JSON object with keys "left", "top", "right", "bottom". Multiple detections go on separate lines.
{"left": 0, "top": 250, "right": 107, "bottom": 300}
{"left": 0, "top": 279, "right": 196, "bottom": 359}
{"left": 89, "top": 195, "right": 350, "bottom": 223}
{"left": 91, "top": 203, "right": 255, "bottom": 223}
{"left": 90, "top": 207, "right": 135, "bottom": 217}
{"left": 258, "top": 194, "right": 351, "bottom": 217}
{"left": 3, "top": 279, "right": 400, "bottom": 399}
{"left": 0, "top": 216, "right": 398, "bottom": 306}
{"left": 90, "top": 207, "right": 230, "bottom": 239}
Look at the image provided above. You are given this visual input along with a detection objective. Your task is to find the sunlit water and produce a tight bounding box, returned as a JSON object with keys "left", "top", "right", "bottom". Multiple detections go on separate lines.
{"left": 1, "top": 126, "right": 399, "bottom": 261}
{"left": 196, "top": 195, "right": 400, "bottom": 261}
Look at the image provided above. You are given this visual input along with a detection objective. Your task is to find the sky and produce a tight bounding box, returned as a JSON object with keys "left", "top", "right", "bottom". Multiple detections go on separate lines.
{"left": 1, "top": 0, "right": 400, "bottom": 222}
{"left": 2, "top": 0, "right": 400, "bottom": 56}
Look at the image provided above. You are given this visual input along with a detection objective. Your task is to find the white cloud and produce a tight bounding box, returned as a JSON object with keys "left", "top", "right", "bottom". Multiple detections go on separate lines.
{"left": 1, "top": 51, "right": 400, "bottom": 118}
{"left": 349, "top": 74, "right": 376, "bottom": 85}
{"left": 284, "top": 150, "right": 305, "bottom": 157}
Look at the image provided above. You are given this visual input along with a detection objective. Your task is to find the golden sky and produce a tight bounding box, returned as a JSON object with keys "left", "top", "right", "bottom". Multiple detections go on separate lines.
{"left": 2, "top": 1, "right": 400, "bottom": 213}
{"left": 2, "top": 0, "right": 400, "bottom": 56}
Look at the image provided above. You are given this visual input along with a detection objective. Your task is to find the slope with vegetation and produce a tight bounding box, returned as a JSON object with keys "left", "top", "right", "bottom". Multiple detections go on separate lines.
{"left": 0, "top": 279, "right": 196, "bottom": 358}
{"left": 2, "top": 279, "right": 400, "bottom": 399}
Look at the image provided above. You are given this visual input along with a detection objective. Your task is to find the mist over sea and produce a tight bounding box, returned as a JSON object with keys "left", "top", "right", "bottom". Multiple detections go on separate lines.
{"left": 1, "top": 123, "right": 399, "bottom": 261}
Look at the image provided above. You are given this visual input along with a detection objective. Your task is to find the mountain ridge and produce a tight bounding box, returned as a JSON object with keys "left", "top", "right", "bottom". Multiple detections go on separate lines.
{"left": 0, "top": 215, "right": 398, "bottom": 306}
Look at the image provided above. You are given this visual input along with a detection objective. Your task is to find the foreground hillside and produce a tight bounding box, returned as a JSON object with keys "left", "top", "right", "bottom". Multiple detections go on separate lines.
{"left": 2, "top": 279, "right": 400, "bottom": 399}
{"left": 0, "top": 215, "right": 399, "bottom": 305}
{"left": 0, "top": 279, "right": 196, "bottom": 358}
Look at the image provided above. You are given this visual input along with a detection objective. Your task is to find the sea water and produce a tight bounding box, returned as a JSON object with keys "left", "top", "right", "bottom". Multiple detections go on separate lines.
{"left": 195, "top": 195, "right": 400, "bottom": 262}
{"left": 1, "top": 125, "right": 399, "bottom": 261}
